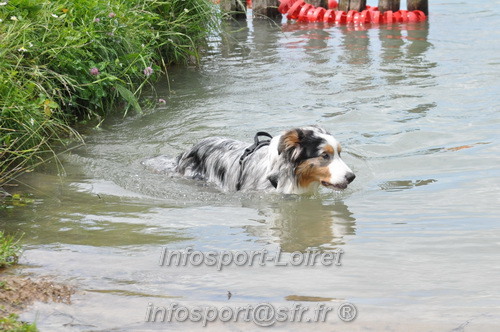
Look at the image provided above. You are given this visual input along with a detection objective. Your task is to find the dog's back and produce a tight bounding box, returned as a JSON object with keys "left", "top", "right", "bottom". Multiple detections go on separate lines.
{"left": 176, "top": 137, "right": 274, "bottom": 191}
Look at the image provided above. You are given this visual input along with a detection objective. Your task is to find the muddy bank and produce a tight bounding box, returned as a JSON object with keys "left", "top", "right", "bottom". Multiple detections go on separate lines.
{"left": 0, "top": 273, "right": 74, "bottom": 317}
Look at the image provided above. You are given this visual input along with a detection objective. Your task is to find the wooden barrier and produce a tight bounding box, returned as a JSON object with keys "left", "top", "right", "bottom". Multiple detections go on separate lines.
{"left": 338, "top": 0, "right": 367, "bottom": 12}
{"left": 307, "top": 0, "right": 329, "bottom": 8}
{"left": 378, "top": 0, "right": 400, "bottom": 12}
{"left": 253, "top": 0, "right": 281, "bottom": 17}
{"left": 220, "top": 0, "right": 247, "bottom": 18}
{"left": 407, "top": 0, "right": 428, "bottom": 15}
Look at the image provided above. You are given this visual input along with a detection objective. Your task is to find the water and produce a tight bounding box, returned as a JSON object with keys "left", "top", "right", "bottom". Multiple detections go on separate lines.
{"left": 2, "top": 1, "right": 500, "bottom": 330}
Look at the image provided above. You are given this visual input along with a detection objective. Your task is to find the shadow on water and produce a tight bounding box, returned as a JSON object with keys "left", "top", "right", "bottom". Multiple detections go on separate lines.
{"left": 243, "top": 196, "right": 356, "bottom": 252}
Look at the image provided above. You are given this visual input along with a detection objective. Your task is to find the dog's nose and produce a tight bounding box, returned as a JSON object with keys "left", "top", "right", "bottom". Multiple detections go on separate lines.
{"left": 345, "top": 172, "right": 356, "bottom": 184}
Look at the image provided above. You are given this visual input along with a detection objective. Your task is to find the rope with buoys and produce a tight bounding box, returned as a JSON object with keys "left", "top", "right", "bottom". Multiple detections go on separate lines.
{"left": 278, "top": 0, "right": 427, "bottom": 24}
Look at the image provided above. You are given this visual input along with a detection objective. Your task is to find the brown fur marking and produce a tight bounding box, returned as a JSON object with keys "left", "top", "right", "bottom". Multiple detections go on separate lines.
{"left": 296, "top": 158, "right": 332, "bottom": 188}
{"left": 279, "top": 129, "right": 301, "bottom": 154}
{"left": 323, "top": 145, "right": 334, "bottom": 155}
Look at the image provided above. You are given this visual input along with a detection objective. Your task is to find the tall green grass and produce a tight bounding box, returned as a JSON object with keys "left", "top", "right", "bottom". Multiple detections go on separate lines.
{"left": 0, "top": 0, "right": 221, "bottom": 185}
{"left": 0, "top": 231, "right": 22, "bottom": 268}
{"left": 0, "top": 314, "right": 37, "bottom": 332}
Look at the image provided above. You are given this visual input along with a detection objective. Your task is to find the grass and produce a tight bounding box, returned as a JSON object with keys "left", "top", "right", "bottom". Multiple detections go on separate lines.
{"left": 0, "top": 0, "right": 221, "bottom": 185}
{"left": 0, "top": 231, "right": 22, "bottom": 268}
{"left": 0, "top": 233, "right": 38, "bottom": 332}
{"left": 0, "top": 232, "right": 40, "bottom": 331}
{"left": 0, "top": 314, "right": 37, "bottom": 332}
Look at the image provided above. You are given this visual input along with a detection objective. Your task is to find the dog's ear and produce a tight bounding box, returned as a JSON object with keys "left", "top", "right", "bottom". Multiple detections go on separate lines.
{"left": 278, "top": 128, "right": 304, "bottom": 162}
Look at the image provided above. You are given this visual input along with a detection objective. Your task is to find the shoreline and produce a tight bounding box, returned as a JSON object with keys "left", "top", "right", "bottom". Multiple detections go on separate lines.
{"left": 0, "top": 0, "right": 221, "bottom": 187}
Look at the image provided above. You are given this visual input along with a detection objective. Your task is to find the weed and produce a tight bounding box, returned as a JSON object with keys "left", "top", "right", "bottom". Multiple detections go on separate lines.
{"left": 0, "top": 0, "right": 221, "bottom": 184}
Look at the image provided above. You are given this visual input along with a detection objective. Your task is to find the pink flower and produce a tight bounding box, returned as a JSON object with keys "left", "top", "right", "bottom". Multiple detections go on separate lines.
{"left": 159, "top": 98, "right": 166, "bottom": 104}
{"left": 144, "top": 66, "right": 154, "bottom": 77}
{"left": 89, "top": 67, "right": 99, "bottom": 76}
{"left": 109, "top": 12, "right": 116, "bottom": 18}
{"left": 94, "top": 17, "right": 100, "bottom": 23}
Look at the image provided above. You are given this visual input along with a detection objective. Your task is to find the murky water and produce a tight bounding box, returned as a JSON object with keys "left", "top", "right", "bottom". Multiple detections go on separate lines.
{"left": 2, "top": 1, "right": 500, "bottom": 330}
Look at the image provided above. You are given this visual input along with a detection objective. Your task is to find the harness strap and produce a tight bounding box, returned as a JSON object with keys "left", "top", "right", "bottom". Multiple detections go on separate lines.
{"left": 236, "top": 131, "right": 273, "bottom": 191}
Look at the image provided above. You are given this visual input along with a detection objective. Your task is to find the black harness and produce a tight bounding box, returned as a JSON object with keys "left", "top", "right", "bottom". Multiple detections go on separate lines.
{"left": 236, "top": 131, "right": 273, "bottom": 191}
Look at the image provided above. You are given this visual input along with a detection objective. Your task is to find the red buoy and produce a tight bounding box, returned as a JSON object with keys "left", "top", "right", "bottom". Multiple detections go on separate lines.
{"left": 280, "top": 0, "right": 428, "bottom": 25}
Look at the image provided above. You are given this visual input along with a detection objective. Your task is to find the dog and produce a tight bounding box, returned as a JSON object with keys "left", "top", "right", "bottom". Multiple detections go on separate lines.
{"left": 175, "top": 126, "right": 355, "bottom": 194}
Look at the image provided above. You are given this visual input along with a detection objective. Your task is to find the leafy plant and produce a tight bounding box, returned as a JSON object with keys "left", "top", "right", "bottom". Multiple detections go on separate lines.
{"left": 0, "top": 231, "right": 22, "bottom": 268}
{"left": 0, "top": 0, "right": 221, "bottom": 184}
{"left": 0, "top": 314, "right": 38, "bottom": 332}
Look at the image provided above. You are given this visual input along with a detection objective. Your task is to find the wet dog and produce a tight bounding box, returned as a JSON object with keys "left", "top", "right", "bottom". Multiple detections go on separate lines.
{"left": 175, "top": 126, "right": 355, "bottom": 194}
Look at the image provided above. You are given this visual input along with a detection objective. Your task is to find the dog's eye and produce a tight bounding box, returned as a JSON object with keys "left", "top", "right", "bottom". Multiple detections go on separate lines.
{"left": 321, "top": 153, "right": 330, "bottom": 160}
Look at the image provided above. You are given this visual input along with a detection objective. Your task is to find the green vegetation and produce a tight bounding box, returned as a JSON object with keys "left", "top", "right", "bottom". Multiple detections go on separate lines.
{"left": 0, "top": 314, "right": 37, "bottom": 332}
{"left": 1, "top": 193, "right": 34, "bottom": 210}
{"left": 1, "top": 0, "right": 221, "bottom": 185}
{"left": 0, "top": 231, "right": 22, "bottom": 268}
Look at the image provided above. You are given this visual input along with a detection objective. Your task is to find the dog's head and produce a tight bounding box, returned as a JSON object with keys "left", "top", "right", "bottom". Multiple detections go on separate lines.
{"left": 277, "top": 126, "right": 355, "bottom": 191}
